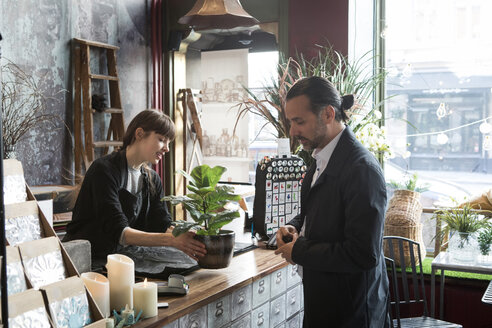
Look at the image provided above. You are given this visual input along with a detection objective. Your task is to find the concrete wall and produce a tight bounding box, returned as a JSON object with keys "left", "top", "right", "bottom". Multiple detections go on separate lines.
{"left": 0, "top": 0, "right": 153, "bottom": 185}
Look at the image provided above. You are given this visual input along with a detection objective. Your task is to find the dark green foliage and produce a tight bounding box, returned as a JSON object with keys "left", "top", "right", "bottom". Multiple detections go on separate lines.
{"left": 162, "top": 165, "right": 241, "bottom": 236}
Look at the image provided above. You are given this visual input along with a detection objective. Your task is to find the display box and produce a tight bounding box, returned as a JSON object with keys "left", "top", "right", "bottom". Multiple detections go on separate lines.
{"left": 6, "top": 246, "right": 30, "bottom": 295}
{"left": 8, "top": 289, "right": 54, "bottom": 328}
{"left": 42, "top": 276, "right": 105, "bottom": 328}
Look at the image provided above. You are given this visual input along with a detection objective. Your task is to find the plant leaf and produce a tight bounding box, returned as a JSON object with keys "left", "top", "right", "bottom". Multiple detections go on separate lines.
{"left": 172, "top": 221, "right": 202, "bottom": 237}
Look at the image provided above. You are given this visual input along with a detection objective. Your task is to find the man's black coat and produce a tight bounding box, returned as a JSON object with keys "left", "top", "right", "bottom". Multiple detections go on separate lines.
{"left": 289, "top": 127, "right": 390, "bottom": 327}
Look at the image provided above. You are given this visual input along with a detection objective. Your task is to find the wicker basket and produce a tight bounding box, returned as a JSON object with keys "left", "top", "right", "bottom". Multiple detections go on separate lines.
{"left": 384, "top": 190, "right": 426, "bottom": 266}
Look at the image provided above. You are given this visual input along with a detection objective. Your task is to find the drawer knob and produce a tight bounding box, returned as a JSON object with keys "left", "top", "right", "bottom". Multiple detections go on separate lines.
{"left": 215, "top": 308, "right": 223, "bottom": 317}
{"left": 191, "top": 321, "right": 199, "bottom": 328}
{"left": 238, "top": 295, "right": 245, "bottom": 304}
{"left": 276, "top": 276, "right": 282, "bottom": 284}
{"left": 257, "top": 317, "right": 264, "bottom": 326}
{"left": 259, "top": 280, "right": 265, "bottom": 286}
{"left": 258, "top": 286, "right": 265, "bottom": 294}
{"left": 275, "top": 306, "right": 281, "bottom": 314}
{"left": 216, "top": 301, "right": 223, "bottom": 308}
{"left": 290, "top": 296, "right": 296, "bottom": 304}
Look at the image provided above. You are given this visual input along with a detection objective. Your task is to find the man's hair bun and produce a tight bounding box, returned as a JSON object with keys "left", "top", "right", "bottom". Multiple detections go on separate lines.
{"left": 341, "top": 94, "right": 354, "bottom": 110}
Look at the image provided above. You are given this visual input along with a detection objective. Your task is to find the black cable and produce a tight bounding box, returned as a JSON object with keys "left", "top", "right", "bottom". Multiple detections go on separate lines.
{"left": 0, "top": 31, "right": 10, "bottom": 328}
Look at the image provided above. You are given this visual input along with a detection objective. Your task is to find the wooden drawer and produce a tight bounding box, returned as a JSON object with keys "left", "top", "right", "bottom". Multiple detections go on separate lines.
{"left": 286, "top": 284, "right": 301, "bottom": 319}
{"left": 251, "top": 301, "right": 270, "bottom": 328}
{"left": 231, "top": 313, "right": 251, "bottom": 328}
{"left": 179, "top": 305, "right": 207, "bottom": 328}
{"left": 286, "top": 313, "right": 300, "bottom": 328}
{"left": 286, "top": 264, "right": 301, "bottom": 289}
{"left": 270, "top": 267, "right": 287, "bottom": 299}
{"left": 231, "top": 283, "right": 252, "bottom": 321}
{"left": 208, "top": 294, "right": 231, "bottom": 328}
{"left": 252, "top": 276, "right": 270, "bottom": 309}
{"left": 270, "top": 293, "right": 286, "bottom": 327}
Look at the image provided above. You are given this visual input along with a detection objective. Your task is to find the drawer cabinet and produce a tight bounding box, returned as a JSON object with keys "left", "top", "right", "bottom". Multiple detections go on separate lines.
{"left": 252, "top": 277, "right": 270, "bottom": 309}
{"left": 251, "top": 299, "right": 270, "bottom": 328}
{"left": 208, "top": 294, "right": 231, "bottom": 328}
{"left": 270, "top": 267, "right": 287, "bottom": 299}
{"left": 286, "top": 284, "right": 301, "bottom": 318}
{"left": 231, "top": 313, "right": 251, "bottom": 328}
{"left": 286, "top": 313, "right": 300, "bottom": 328}
{"left": 180, "top": 306, "right": 207, "bottom": 328}
{"left": 286, "top": 264, "right": 301, "bottom": 289}
{"left": 270, "top": 293, "right": 286, "bottom": 327}
{"left": 231, "top": 284, "right": 252, "bottom": 321}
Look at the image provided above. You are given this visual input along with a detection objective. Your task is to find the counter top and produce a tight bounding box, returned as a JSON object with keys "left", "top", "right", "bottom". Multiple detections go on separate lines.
{"left": 132, "top": 245, "right": 288, "bottom": 327}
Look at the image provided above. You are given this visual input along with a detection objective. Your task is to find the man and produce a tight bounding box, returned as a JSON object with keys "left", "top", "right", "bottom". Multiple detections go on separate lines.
{"left": 275, "top": 76, "right": 390, "bottom": 327}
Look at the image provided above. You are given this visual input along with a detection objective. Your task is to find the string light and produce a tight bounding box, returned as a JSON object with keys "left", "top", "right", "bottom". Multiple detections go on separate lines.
{"left": 479, "top": 121, "right": 492, "bottom": 134}
{"left": 436, "top": 102, "right": 447, "bottom": 119}
{"left": 484, "top": 135, "right": 492, "bottom": 151}
{"left": 402, "top": 63, "right": 413, "bottom": 78}
{"left": 437, "top": 133, "right": 449, "bottom": 145}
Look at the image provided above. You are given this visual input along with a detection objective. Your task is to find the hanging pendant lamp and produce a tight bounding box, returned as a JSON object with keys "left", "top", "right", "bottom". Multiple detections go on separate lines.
{"left": 178, "top": 0, "right": 259, "bottom": 30}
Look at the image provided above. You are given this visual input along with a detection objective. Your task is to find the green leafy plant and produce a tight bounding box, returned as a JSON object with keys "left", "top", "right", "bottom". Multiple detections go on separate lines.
{"left": 233, "top": 45, "right": 390, "bottom": 165}
{"left": 478, "top": 225, "right": 492, "bottom": 256}
{"left": 387, "top": 173, "right": 429, "bottom": 193}
{"left": 162, "top": 165, "right": 241, "bottom": 237}
{"left": 433, "top": 202, "right": 490, "bottom": 248}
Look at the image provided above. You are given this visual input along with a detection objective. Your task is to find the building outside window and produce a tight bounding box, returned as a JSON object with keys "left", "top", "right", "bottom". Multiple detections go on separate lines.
{"left": 351, "top": 0, "right": 492, "bottom": 252}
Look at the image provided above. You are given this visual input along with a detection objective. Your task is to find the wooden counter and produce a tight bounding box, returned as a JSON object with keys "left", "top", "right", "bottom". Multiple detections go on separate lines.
{"left": 133, "top": 246, "right": 293, "bottom": 327}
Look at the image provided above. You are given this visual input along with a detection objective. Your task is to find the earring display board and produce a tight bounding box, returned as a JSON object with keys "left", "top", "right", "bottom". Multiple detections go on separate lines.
{"left": 252, "top": 156, "right": 306, "bottom": 238}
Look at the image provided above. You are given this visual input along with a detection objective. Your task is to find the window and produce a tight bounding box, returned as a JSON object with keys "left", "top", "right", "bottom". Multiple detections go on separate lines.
{"left": 350, "top": 0, "right": 492, "bottom": 252}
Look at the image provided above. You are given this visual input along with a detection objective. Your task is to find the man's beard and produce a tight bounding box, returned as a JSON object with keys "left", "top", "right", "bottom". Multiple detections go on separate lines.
{"left": 296, "top": 120, "right": 327, "bottom": 150}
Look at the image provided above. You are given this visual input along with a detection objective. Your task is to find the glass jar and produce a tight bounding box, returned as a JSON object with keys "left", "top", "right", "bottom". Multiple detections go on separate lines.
{"left": 448, "top": 231, "right": 478, "bottom": 262}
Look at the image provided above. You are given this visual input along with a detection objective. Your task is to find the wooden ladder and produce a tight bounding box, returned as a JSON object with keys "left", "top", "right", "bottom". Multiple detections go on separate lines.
{"left": 73, "top": 38, "right": 125, "bottom": 178}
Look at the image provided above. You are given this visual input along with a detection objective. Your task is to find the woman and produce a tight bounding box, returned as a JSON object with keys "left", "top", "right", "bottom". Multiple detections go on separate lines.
{"left": 64, "top": 109, "right": 206, "bottom": 262}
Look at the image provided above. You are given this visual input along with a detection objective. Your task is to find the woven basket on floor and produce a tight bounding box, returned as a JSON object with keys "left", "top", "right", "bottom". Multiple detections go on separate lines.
{"left": 384, "top": 190, "right": 426, "bottom": 266}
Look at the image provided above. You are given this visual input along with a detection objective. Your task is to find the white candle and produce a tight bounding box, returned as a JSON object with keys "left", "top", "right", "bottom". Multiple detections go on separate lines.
{"left": 106, "top": 254, "right": 134, "bottom": 311}
{"left": 133, "top": 278, "right": 158, "bottom": 318}
{"left": 81, "top": 272, "right": 110, "bottom": 318}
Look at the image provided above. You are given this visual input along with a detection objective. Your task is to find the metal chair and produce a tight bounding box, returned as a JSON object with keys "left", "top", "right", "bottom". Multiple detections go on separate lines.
{"left": 383, "top": 236, "right": 462, "bottom": 328}
{"left": 482, "top": 280, "right": 492, "bottom": 305}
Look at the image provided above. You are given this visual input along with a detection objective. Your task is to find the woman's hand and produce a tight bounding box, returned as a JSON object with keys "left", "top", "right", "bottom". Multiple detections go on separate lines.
{"left": 172, "top": 231, "right": 207, "bottom": 261}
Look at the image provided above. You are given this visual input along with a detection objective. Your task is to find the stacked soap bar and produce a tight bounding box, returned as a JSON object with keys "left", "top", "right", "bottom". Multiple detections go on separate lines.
{"left": 253, "top": 156, "right": 307, "bottom": 237}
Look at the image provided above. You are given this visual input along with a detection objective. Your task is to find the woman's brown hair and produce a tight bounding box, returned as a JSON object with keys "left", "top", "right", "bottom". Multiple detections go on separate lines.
{"left": 122, "top": 109, "right": 175, "bottom": 149}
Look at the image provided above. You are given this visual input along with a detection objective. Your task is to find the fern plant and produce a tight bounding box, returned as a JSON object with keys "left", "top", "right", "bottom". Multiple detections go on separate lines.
{"left": 387, "top": 173, "right": 429, "bottom": 193}
{"left": 162, "top": 165, "right": 241, "bottom": 236}
{"left": 433, "top": 202, "right": 490, "bottom": 248}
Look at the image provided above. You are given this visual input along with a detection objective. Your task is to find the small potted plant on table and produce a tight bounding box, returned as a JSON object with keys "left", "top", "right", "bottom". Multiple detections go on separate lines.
{"left": 163, "top": 165, "right": 241, "bottom": 269}
{"left": 433, "top": 203, "right": 490, "bottom": 262}
{"left": 478, "top": 224, "right": 492, "bottom": 265}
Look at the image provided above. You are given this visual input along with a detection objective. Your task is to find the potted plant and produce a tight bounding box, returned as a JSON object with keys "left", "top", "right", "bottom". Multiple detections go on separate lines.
{"left": 477, "top": 224, "right": 492, "bottom": 265}
{"left": 163, "top": 165, "right": 241, "bottom": 269}
{"left": 1, "top": 60, "right": 62, "bottom": 158}
{"left": 233, "top": 45, "right": 391, "bottom": 166}
{"left": 433, "top": 202, "right": 490, "bottom": 262}
{"left": 384, "top": 173, "right": 429, "bottom": 265}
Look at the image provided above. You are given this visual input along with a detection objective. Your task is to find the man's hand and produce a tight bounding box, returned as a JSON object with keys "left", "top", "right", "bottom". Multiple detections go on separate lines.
{"left": 171, "top": 231, "right": 207, "bottom": 261}
{"left": 274, "top": 233, "right": 298, "bottom": 265}
{"left": 276, "top": 225, "right": 298, "bottom": 248}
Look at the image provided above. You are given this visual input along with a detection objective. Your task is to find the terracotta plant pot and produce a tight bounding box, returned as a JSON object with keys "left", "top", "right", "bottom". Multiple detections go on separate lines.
{"left": 194, "top": 230, "right": 235, "bottom": 269}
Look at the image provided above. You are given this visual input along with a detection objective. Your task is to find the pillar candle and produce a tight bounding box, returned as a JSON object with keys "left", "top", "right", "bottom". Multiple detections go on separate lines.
{"left": 106, "top": 254, "right": 134, "bottom": 311}
{"left": 81, "top": 272, "right": 110, "bottom": 318}
{"left": 133, "top": 278, "right": 158, "bottom": 318}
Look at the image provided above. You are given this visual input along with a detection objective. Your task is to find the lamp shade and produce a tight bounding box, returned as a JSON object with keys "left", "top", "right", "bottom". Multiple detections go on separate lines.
{"left": 178, "top": 0, "right": 260, "bottom": 29}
